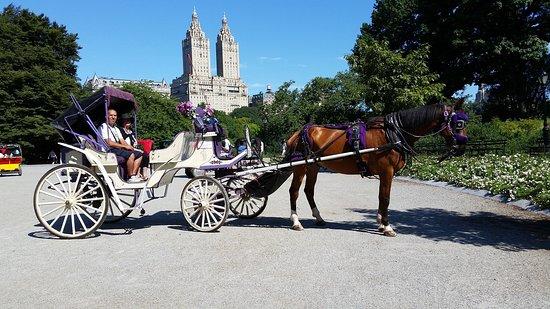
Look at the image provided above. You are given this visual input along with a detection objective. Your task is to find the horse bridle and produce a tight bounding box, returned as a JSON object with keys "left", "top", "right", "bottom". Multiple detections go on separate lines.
{"left": 386, "top": 105, "right": 469, "bottom": 162}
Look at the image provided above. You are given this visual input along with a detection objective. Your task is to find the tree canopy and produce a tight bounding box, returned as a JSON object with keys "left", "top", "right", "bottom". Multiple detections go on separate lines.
{"left": 0, "top": 5, "right": 81, "bottom": 162}
{"left": 365, "top": 0, "right": 550, "bottom": 118}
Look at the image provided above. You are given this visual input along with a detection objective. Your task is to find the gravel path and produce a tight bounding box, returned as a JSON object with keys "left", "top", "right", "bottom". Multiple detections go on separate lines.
{"left": 0, "top": 164, "right": 548, "bottom": 308}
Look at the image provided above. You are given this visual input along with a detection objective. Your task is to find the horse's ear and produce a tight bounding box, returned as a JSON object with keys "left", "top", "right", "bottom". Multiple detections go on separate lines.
{"left": 454, "top": 98, "right": 465, "bottom": 110}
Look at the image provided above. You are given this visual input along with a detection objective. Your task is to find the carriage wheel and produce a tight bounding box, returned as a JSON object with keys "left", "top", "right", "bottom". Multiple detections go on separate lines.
{"left": 33, "top": 164, "right": 108, "bottom": 238}
{"left": 104, "top": 189, "right": 138, "bottom": 223}
{"left": 181, "top": 176, "right": 229, "bottom": 232}
{"left": 222, "top": 174, "right": 268, "bottom": 219}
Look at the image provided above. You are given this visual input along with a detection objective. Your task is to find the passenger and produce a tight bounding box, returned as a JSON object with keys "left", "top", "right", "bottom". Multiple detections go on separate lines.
{"left": 98, "top": 108, "right": 143, "bottom": 182}
{"left": 119, "top": 116, "right": 149, "bottom": 178}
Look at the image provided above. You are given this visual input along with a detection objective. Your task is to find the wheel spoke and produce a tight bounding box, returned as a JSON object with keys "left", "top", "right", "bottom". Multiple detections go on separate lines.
{"left": 39, "top": 190, "right": 65, "bottom": 201}
{"left": 70, "top": 208, "right": 76, "bottom": 235}
{"left": 41, "top": 204, "right": 65, "bottom": 217}
{"left": 77, "top": 197, "right": 105, "bottom": 203}
{"left": 205, "top": 209, "right": 212, "bottom": 227}
{"left": 75, "top": 185, "right": 101, "bottom": 200}
{"left": 237, "top": 199, "right": 245, "bottom": 214}
{"left": 60, "top": 211, "right": 69, "bottom": 234}
{"left": 210, "top": 197, "right": 226, "bottom": 204}
{"left": 38, "top": 200, "right": 65, "bottom": 206}
{"left": 72, "top": 169, "right": 82, "bottom": 195}
{"left": 75, "top": 204, "right": 98, "bottom": 224}
{"left": 73, "top": 176, "right": 93, "bottom": 197}
{"left": 54, "top": 170, "right": 69, "bottom": 197}
{"left": 198, "top": 180, "right": 205, "bottom": 199}
{"left": 65, "top": 168, "right": 72, "bottom": 196}
{"left": 210, "top": 208, "right": 223, "bottom": 219}
{"left": 207, "top": 210, "right": 219, "bottom": 225}
{"left": 74, "top": 210, "right": 89, "bottom": 233}
{"left": 186, "top": 188, "right": 202, "bottom": 202}
{"left": 187, "top": 207, "right": 200, "bottom": 218}
{"left": 183, "top": 198, "right": 198, "bottom": 204}
{"left": 213, "top": 204, "right": 227, "bottom": 211}
{"left": 44, "top": 179, "right": 67, "bottom": 198}
{"left": 193, "top": 210, "right": 202, "bottom": 225}
{"left": 49, "top": 208, "right": 66, "bottom": 227}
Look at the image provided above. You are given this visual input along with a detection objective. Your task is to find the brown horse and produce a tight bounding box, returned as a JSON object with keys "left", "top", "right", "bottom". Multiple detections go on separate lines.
{"left": 284, "top": 101, "right": 469, "bottom": 236}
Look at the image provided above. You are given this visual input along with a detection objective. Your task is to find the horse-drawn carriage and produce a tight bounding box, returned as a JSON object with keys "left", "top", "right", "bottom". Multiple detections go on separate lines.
{"left": 34, "top": 86, "right": 469, "bottom": 238}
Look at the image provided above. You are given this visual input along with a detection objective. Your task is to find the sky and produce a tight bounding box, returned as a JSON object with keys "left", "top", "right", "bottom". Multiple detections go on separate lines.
{"left": 1, "top": 0, "right": 477, "bottom": 97}
{"left": 1, "top": 0, "right": 379, "bottom": 94}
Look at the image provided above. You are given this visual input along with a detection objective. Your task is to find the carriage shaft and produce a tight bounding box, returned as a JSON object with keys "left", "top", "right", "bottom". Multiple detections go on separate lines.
{"left": 235, "top": 143, "right": 397, "bottom": 177}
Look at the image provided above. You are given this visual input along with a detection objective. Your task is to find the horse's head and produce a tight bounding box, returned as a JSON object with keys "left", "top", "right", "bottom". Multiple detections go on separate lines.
{"left": 439, "top": 99, "right": 469, "bottom": 161}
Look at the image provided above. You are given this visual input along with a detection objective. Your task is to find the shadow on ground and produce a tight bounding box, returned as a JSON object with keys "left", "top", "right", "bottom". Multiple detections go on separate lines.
{"left": 30, "top": 208, "right": 549, "bottom": 251}
{"left": 349, "top": 207, "right": 550, "bottom": 252}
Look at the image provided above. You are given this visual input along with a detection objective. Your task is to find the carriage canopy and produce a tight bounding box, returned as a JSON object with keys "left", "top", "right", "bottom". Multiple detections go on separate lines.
{"left": 52, "top": 86, "right": 138, "bottom": 146}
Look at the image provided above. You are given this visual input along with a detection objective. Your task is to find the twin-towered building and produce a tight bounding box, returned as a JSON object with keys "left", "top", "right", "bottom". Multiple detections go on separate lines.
{"left": 170, "top": 9, "right": 248, "bottom": 113}
{"left": 85, "top": 9, "right": 250, "bottom": 113}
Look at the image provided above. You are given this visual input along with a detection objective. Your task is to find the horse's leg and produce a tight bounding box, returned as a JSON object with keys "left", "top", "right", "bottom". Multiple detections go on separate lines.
{"left": 304, "top": 164, "right": 325, "bottom": 225}
{"left": 289, "top": 166, "right": 306, "bottom": 231}
{"left": 377, "top": 170, "right": 397, "bottom": 237}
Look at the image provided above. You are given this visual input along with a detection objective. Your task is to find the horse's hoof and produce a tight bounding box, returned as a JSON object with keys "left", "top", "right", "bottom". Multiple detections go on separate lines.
{"left": 315, "top": 220, "right": 326, "bottom": 226}
{"left": 292, "top": 224, "right": 304, "bottom": 231}
{"left": 378, "top": 225, "right": 385, "bottom": 232}
{"left": 383, "top": 230, "right": 397, "bottom": 237}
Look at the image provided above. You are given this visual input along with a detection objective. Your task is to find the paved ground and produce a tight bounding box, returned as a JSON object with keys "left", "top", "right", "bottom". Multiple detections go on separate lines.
{"left": 1, "top": 164, "right": 549, "bottom": 308}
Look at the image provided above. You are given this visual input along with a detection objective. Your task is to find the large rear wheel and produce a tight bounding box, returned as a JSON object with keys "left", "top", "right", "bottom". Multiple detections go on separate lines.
{"left": 181, "top": 176, "right": 229, "bottom": 232}
{"left": 33, "top": 164, "right": 108, "bottom": 238}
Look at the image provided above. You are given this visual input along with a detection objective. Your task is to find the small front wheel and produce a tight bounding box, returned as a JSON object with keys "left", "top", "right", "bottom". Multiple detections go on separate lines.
{"left": 181, "top": 176, "right": 229, "bottom": 232}
{"left": 222, "top": 174, "right": 268, "bottom": 219}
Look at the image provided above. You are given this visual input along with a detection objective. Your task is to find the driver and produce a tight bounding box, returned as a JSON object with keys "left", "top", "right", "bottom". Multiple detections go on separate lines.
{"left": 98, "top": 108, "right": 143, "bottom": 182}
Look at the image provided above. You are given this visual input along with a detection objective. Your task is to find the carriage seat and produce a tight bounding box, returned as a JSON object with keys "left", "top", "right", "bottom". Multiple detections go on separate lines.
{"left": 77, "top": 135, "right": 128, "bottom": 178}
{"left": 149, "top": 131, "right": 195, "bottom": 164}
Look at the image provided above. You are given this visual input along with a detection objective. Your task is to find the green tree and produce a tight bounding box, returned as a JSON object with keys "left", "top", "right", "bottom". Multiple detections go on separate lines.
{"left": 120, "top": 83, "right": 192, "bottom": 146}
{"left": 311, "top": 71, "right": 368, "bottom": 124}
{"left": 0, "top": 5, "right": 81, "bottom": 162}
{"left": 366, "top": 0, "right": 550, "bottom": 118}
{"left": 258, "top": 81, "right": 302, "bottom": 153}
{"left": 347, "top": 32, "right": 444, "bottom": 114}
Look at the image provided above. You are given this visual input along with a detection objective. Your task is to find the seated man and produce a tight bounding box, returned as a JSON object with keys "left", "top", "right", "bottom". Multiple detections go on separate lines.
{"left": 98, "top": 108, "right": 143, "bottom": 182}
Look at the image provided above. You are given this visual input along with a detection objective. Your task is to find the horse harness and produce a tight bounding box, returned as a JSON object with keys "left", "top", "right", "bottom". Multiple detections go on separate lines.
{"left": 292, "top": 121, "right": 393, "bottom": 177}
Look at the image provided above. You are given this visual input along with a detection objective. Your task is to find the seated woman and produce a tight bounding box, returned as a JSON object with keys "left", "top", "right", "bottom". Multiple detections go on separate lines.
{"left": 119, "top": 116, "right": 149, "bottom": 178}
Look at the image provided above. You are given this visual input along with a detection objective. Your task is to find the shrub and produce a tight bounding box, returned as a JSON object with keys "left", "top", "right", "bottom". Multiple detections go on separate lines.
{"left": 399, "top": 154, "right": 550, "bottom": 209}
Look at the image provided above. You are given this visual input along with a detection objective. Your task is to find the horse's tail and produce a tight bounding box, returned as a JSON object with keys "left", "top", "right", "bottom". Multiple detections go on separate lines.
{"left": 282, "top": 130, "right": 300, "bottom": 162}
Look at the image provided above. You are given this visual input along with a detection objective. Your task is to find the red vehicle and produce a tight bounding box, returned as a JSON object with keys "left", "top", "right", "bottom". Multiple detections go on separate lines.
{"left": 0, "top": 144, "right": 23, "bottom": 176}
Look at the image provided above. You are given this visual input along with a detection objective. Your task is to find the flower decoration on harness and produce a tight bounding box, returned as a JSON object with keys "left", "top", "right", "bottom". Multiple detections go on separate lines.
{"left": 176, "top": 101, "right": 195, "bottom": 117}
{"left": 177, "top": 101, "right": 222, "bottom": 134}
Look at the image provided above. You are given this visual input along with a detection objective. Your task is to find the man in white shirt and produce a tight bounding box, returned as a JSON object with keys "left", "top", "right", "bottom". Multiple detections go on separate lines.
{"left": 98, "top": 108, "right": 143, "bottom": 182}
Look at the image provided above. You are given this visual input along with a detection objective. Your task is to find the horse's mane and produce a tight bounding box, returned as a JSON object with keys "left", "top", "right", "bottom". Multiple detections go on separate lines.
{"left": 395, "top": 104, "right": 444, "bottom": 129}
{"left": 364, "top": 104, "right": 444, "bottom": 129}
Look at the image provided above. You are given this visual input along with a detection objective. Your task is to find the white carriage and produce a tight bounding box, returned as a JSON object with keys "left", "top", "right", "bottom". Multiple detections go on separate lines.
{"left": 33, "top": 87, "right": 266, "bottom": 238}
